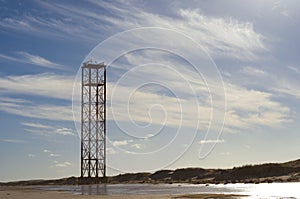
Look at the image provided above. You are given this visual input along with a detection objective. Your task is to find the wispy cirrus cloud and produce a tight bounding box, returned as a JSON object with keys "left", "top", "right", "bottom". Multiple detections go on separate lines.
{"left": 26, "top": 126, "right": 75, "bottom": 137}
{"left": 0, "top": 64, "right": 290, "bottom": 135}
{"left": 0, "top": 52, "right": 65, "bottom": 70}
{"left": 224, "top": 83, "right": 291, "bottom": 131}
{"left": 105, "top": 50, "right": 291, "bottom": 133}
{"left": 198, "top": 139, "right": 225, "bottom": 144}
{"left": 272, "top": 84, "right": 300, "bottom": 99}
{"left": 0, "top": 97, "right": 74, "bottom": 122}
{"left": 0, "top": 11, "right": 105, "bottom": 43}
{"left": 50, "top": 161, "right": 72, "bottom": 168}
{"left": 86, "top": 0, "right": 266, "bottom": 59}
{"left": 0, "top": 139, "right": 27, "bottom": 143}
{"left": 242, "top": 66, "right": 266, "bottom": 76}
{"left": 0, "top": 72, "right": 76, "bottom": 123}
{"left": 287, "top": 66, "right": 300, "bottom": 74}
{"left": 55, "top": 128, "right": 75, "bottom": 136}
{"left": 28, "top": 154, "right": 35, "bottom": 158}
{"left": 0, "top": 1, "right": 266, "bottom": 59}
{"left": 43, "top": 150, "right": 61, "bottom": 157}
{"left": 107, "top": 147, "right": 118, "bottom": 155}
{"left": 0, "top": 73, "right": 75, "bottom": 100}
{"left": 50, "top": 153, "right": 61, "bottom": 157}
{"left": 21, "top": 122, "right": 76, "bottom": 136}
{"left": 177, "top": 9, "right": 266, "bottom": 59}
{"left": 0, "top": 73, "right": 76, "bottom": 125}
{"left": 131, "top": 143, "right": 142, "bottom": 149}
{"left": 108, "top": 82, "right": 291, "bottom": 134}
{"left": 0, "top": 1, "right": 291, "bottom": 138}
{"left": 21, "top": 122, "right": 52, "bottom": 129}
{"left": 112, "top": 140, "right": 132, "bottom": 147}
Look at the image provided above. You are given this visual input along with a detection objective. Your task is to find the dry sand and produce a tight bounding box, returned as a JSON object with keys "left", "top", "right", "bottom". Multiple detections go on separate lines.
{"left": 0, "top": 186, "right": 244, "bottom": 199}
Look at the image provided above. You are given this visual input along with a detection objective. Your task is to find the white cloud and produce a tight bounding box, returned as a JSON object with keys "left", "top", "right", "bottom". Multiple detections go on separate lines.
{"left": 242, "top": 66, "right": 265, "bottom": 76}
{"left": 112, "top": 140, "right": 132, "bottom": 146}
{"left": 273, "top": 86, "right": 300, "bottom": 99}
{"left": 0, "top": 8, "right": 106, "bottom": 43}
{"left": 272, "top": 1, "right": 290, "bottom": 17}
{"left": 0, "top": 97, "right": 31, "bottom": 104}
{"left": 50, "top": 153, "right": 61, "bottom": 157}
{"left": 55, "top": 128, "right": 75, "bottom": 136}
{"left": 0, "top": 52, "right": 65, "bottom": 69}
{"left": 88, "top": 2, "right": 266, "bottom": 59}
{"left": 143, "top": 134, "right": 154, "bottom": 141}
{"left": 107, "top": 147, "right": 118, "bottom": 155}
{"left": 0, "top": 97, "right": 74, "bottom": 122}
{"left": 51, "top": 161, "right": 72, "bottom": 168}
{"left": 18, "top": 52, "right": 64, "bottom": 69}
{"left": 108, "top": 82, "right": 211, "bottom": 132}
{"left": 220, "top": 152, "right": 231, "bottom": 156}
{"left": 19, "top": 118, "right": 75, "bottom": 139}
{"left": 0, "top": 53, "right": 24, "bottom": 63}
{"left": 0, "top": 2, "right": 290, "bottom": 138}
{"left": 93, "top": 36, "right": 283, "bottom": 134}
{"left": 0, "top": 74, "right": 76, "bottom": 127}
{"left": 198, "top": 139, "right": 225, "bottom": 144}
{"left": 21, "top": 122, "right": 52, "bottom": 129}
{"left": 269, "top": 68, "right": 300, "bottom": 99}
{"left": 3, "top": 103, "right": 74, "bottom": 122}
{"left": 0, "top": 139, "right": 27, "bottom": 143}
{"left": 24, "top": 126, "right": 76, "bottom": 137}
{"left": 106, "top": 7, "right": 266, "bottom": 59}
{"left": 44, "top": 150, "right": 61, "bottom": 157}
{"left": 177, "top": 9, "right": 266, "bottom": 58}
{"left": 106, "top": 66, "right": 290, "bottom": 134}
{"left": 288, "top": 66, "right": 300, "bottom": 74}
{"left": 28, "top": 154, "right": 35, "bottom": 158}
{"left": 131, "top": 143, "right": 142, "bottom": 149}
{"left": 0, "top": 99, "right": 76, "bottom": 137}
{"left": 108, "top": 78, "right": 291, "bottom": 134}
{"left": 224, "top": 83, "right": 291, "bottom": 131}
{"left": 0, "top": 2, "right": 266, "bottom": 59}
{"left": 43, "top": 149, "right": 51, "bottom": 153}
{"left": 0, "top": 73, "right": 75, "bottom": 100}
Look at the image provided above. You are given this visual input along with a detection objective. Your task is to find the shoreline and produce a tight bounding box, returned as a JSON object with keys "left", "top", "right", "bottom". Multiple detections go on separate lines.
{"left": 2, "top": 183, "right": 300, "bottom": 198}
{"left": 0, "top": 186, "right": 246, "bottom": 199}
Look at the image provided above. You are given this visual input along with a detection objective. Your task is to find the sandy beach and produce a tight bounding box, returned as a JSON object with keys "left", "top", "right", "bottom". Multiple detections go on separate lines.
{"left": 0, "top": 186, "right": 244, "bottom": 199}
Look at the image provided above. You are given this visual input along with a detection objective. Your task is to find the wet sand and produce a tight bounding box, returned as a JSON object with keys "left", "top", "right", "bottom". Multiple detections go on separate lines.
{"left": 0, "top": 186, "right": 244, "bottom": 199}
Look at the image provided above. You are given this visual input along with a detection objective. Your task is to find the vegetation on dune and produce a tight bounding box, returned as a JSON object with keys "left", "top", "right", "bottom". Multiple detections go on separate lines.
{"left": 1, "top": 159, "right": 299, "bottom": 185}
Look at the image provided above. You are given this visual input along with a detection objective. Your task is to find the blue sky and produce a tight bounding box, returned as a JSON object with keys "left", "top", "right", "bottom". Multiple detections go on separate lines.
{"left": 0, "top": 0, "right": 299, "bottom": 181}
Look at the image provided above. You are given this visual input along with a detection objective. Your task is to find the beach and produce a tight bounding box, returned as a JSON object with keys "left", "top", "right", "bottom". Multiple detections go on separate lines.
{"left": 0, "top": 186, "right": 243, "bottom": 199}
{"left": 1, "top": 186, "right": 169, "bottom": 199}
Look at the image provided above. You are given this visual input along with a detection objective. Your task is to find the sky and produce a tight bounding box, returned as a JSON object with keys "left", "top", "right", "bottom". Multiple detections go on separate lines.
{"left": 0, "top": 0, "right": 299, "bottom": 182}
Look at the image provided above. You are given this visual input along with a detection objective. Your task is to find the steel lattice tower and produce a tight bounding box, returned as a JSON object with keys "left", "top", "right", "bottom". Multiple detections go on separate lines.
{"left": 81, "top": 62, "right": 106, "bottom": 178}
